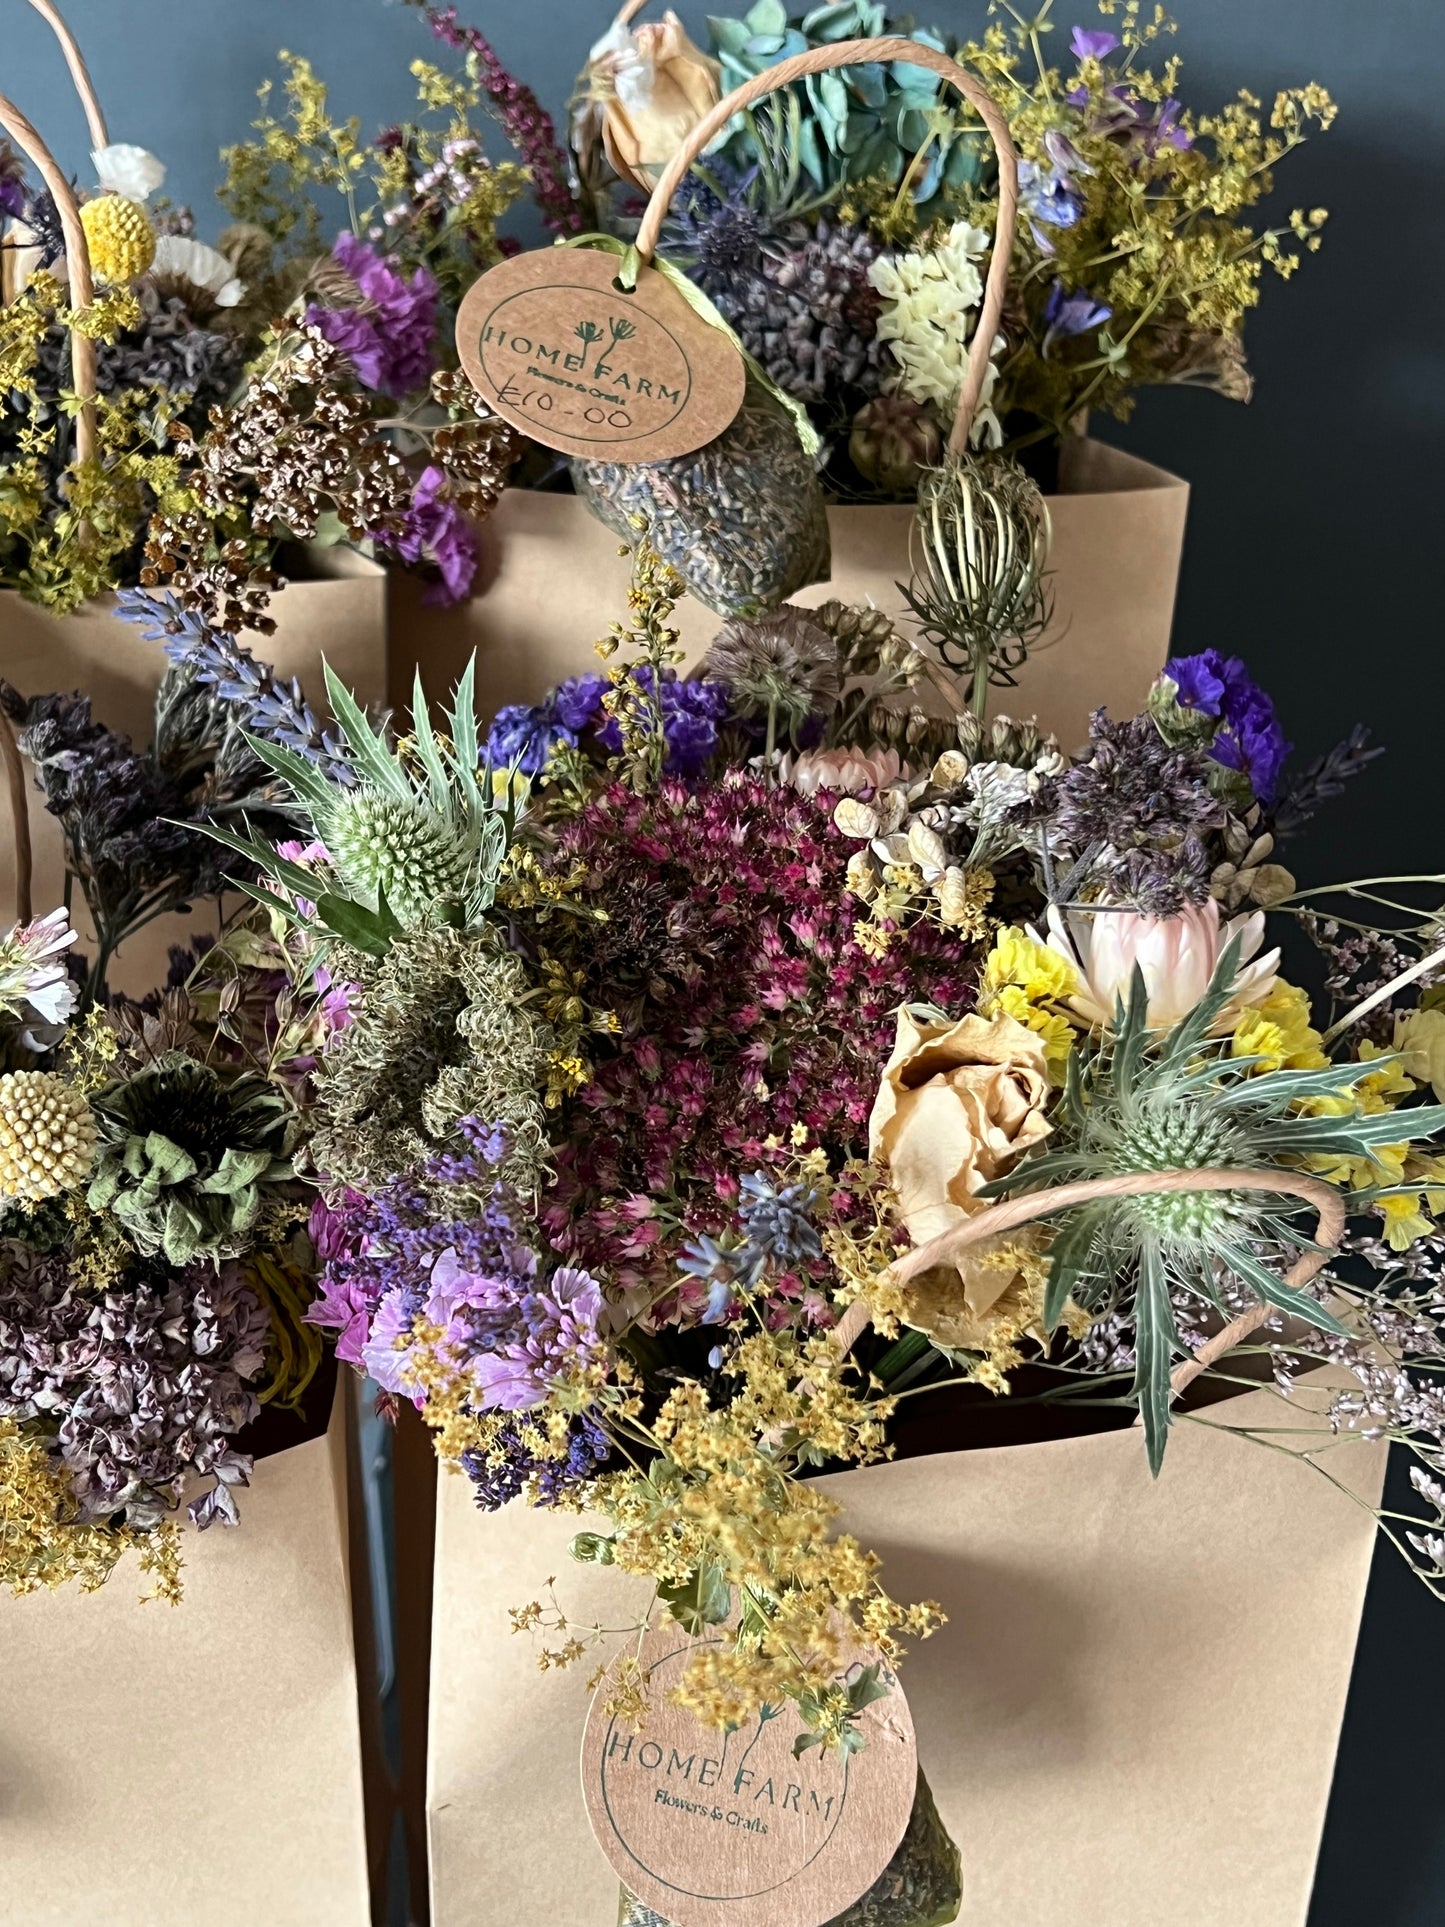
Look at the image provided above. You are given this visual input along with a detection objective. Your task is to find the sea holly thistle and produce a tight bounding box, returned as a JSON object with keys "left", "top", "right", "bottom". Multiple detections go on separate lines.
{"left": 199, "top": 658, "right": 510, "bottom": 951}
{"left": 988, "top": 940, "right": 1445, "bottom": 1473}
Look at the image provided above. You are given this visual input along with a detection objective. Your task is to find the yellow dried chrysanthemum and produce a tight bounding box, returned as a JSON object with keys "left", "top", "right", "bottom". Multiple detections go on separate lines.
{"left": 78, "top": 193, "right": 156, "bottom": 284}
{"left": 0, "top": 1070, "right": 97, "bottom": 1203}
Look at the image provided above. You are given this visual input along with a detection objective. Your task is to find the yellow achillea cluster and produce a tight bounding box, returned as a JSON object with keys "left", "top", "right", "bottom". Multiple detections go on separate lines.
{"left": 593, "top": 1351, "right": 942, "bottom": 1739}
{"left": 0, "top": 1420, "right": 183, "bottom": 1602}
{"left": 979, "top": 926, "right": 1078, "bottom": 1081}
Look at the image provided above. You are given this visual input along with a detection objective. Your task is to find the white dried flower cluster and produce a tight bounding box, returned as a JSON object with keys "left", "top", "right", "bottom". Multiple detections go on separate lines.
{"left": 0, "top": 1070, "right": 96, "bottom": 1205}
{"left": 868, "top": 221, "right": 1004, "bottom": 445}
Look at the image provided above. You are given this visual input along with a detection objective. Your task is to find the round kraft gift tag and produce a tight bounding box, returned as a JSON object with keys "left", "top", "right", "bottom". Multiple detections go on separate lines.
{"left": 581, "top": 1624, "right": 918, "bottom": 1927}
{"left": 455, "top": 247, "right": 746, "bottom": 463}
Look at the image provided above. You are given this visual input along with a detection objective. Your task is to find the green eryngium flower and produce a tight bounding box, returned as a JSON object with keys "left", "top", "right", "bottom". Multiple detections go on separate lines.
{"left": 200, "top": 658, "right": 510, "bottom": 950}
{"left": 989, "top": 941, "right": 1445, "bottom": 1474}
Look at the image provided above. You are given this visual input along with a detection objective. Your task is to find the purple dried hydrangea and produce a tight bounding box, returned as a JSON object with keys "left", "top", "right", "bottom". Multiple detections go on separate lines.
{"left": 378, "top": 463, "right": 479, "bottom": 606}
{"left": 1163, "top": 650, "right": 1292, "bottom": 803}
{"left": 486, "top": 667, "right": 731, "bottom": 778}
{"left": 305, "top": 233, "right": 439, "bottom": 397}
{"left": 0, "top": 1247, "right": 268, "bottom": 1529}
{"left": 308, "top": 1117, "right": 605, "bottom": 1425}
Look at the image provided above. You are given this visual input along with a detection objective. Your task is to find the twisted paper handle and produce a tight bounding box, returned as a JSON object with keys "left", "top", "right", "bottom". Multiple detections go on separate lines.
{"left": 0, "top": 708, "right": 32, "bottom": 927}
{"left": 22, "top": 0, "right": 109, "bottom": 149}
{"left": 0, "top": 89, "right": 97, "bottom": 463}
{"left": 624, "top": 31, "right": 1017, "bottom": 457}
{"left": 834, "top": 1167, "right": 1346, "bottom": 1399}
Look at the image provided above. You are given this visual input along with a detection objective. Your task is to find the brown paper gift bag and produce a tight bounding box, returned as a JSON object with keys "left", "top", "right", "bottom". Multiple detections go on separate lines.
{"left": 0, "top": 1375, "right": 374, "bottom": 1927}
{"left": 394, "top": 26, "right": 1187, "bottom": 745}
{"left": 390, "top": 438, "right": 1185, "bottom": 749}
{"left": 0, "top": 548, "right": 388, "bottom": 998}
{"left": 426, "top": 1374, "right": 1384, "bottom": 1927}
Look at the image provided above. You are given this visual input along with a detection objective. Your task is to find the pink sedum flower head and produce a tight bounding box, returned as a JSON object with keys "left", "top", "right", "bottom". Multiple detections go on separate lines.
{"left": 1041, "top": 897, "right": 1279, "bottom": 1032}
{"left": 782, "top": 745, "right": 909, "bottom": 798}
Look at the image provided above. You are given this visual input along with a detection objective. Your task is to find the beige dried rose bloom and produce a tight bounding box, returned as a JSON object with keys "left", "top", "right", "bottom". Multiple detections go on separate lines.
{"left": 868, "top": 1008, "right": 1052, "bottom": 1350}
{"left": 582, "top": 12, "right": 721, "bottom": 192}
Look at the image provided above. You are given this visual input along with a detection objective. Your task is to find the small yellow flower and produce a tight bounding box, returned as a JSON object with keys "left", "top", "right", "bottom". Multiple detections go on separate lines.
{"left": 1231, "top": 979, "right": 1329, "bottom": 1073}
{"left": 1380, "top": 1192, "right": 1434, "bottom": 1252}
{"left": 982, "top": 926, "right": 1079, "bottom": 1007}
{"left": 78, "top": 194, "right": 156, "bottom": 284}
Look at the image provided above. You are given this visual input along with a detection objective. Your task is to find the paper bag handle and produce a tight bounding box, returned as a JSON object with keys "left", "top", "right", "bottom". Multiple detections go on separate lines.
{"left": 22, "top": 0, "right": 110, "bottom": 150}
{"left": 626, "top": 34, "right": 1017, "bottom": 460}
{"left": 0, "top": 90, "right": 97, "bottom": 464}
{"left": 0, "top": 708, "right": 33, "bottom": 928}
{"left": 834, "top": 1166, "right": 1346, "bottom": 1398}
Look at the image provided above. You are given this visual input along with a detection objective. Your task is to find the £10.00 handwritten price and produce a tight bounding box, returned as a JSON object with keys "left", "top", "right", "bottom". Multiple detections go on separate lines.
{"left": 497, "top": 376, "right": 635, "bottom": 433}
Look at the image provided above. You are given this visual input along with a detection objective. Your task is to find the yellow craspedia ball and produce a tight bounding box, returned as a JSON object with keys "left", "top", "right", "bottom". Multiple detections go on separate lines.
{"left": 0, "top": 1071, "right": 97, "bottom": 1204}
{"left": 78, "top": 192, "right": 155, "bottom": 284}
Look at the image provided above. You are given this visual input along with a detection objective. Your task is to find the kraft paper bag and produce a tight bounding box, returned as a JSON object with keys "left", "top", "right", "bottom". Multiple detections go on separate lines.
{"left": 426, "top": 1378, "right": 1384, "bottom": 1927}
{"left": 0, "top": 547, "right": 388, "bottom": 995}
{"left": 390, "top": 438, "right": 1187, "bottom": 748}
{"left": 0, "top": 1378, "right": 372, "bottom": 1927}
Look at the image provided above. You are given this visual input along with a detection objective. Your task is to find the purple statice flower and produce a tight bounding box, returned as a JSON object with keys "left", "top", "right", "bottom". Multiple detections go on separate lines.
{"left": 1070, "top": 25, "right": 1120, "bottom": 60}
{"left": 1074, "top": 85, "right": 1193, "bottom": 153}
{"left": 1042, "top": 280, "right": 1112, "bottom": 353}
{"left": 305, "top": 233, "right": 438, "bottom": 397}
{"left": 307, "top": 1117, "right": 604, "bottom": 1417}
{"left": 0, "top": 171, "right": 24, "bottom": 222}
{"left": 485, "top": 668, "right": 731, "bottom": 779}
{"left": 378, "top": 463, "right": 479, "bottom": 606}
{"left": 1017, "top": 134, "right": 1094, "bottom": 251}
{"left": 1163, "top": 651, "right": 1293, "bottom": 804}
{"left": 418, "top": 4, "right": 582, "bottom": 236}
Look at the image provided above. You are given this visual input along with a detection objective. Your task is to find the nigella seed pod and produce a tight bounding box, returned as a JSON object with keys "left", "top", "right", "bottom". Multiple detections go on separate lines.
{"left": 905, "top": 454, "right": 1053, "bottom": 717}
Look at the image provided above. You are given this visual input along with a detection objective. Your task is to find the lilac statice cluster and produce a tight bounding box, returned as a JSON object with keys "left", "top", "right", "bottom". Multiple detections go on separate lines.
{"left": 305, "top": 233, "right": 439, "bottom": 398}
{"left": 486, "top": 667, "right": 731, "bottom": 779}
{"left": 1162, "top": 650, "right": 1293, "bottom": 804}
{"left": 0, "top": 1247, "right": 268, "bottom": 1529}
{"left": 307, "top": 1121, "right": 608, "bottom": 1498}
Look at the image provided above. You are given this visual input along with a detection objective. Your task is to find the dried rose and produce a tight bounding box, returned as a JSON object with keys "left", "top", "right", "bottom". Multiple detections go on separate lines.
{"left": 581, "top": 11, "right": 721, "bottom": 191}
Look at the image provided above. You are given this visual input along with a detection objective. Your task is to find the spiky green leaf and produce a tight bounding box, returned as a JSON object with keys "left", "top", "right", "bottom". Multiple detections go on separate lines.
{"left": 1043, "top": 1202, "right": 1108, "bottom": 1331}
{"left": 1134, "top": 1238, "right": 1180, "bottom": 1478}
{"left": 1214, "top": 1240, "right": 1348, "bottom": 1337}
{"left": 322, "top": 661, "right": 408, "bottom": 801}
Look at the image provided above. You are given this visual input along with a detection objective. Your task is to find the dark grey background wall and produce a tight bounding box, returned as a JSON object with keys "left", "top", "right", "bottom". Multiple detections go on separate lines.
{"left": 10, "top": 1, "right": 1445, "bottom": 1917}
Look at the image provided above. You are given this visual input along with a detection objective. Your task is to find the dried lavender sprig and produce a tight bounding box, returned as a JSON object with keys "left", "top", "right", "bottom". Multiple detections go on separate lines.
{"left": 114, "top": 589, "right": 355, "bottom": 785}
{"left": 1272, "top": 724, "right": 1384, "bottom": 836}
